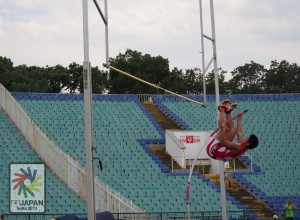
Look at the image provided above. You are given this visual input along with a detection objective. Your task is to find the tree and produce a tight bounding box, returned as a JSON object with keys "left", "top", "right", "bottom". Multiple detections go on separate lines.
{"left": 0, "top": 56, "right": 14, "bottom": 89}
{"left": 1, "top": 55, "right": 299, "bottom": 94}
{"left": 91, "top": 66, "right": 109, "bottom": 94}
{"left": 265, "top": 60, "right": 300, "bottom": 93}
{"left": 46, "top": 65, "right": 69, "bottom": 93}
{"left": 67, "top": 62, "right": 83, "bottom": 93}
{"left": 287, "top": 62, "right": 300, "bottom": 93}
{"left": 5, "top": 65, "right": 49, "bottom": 92}
{"left": 205, "top": 68, "right": 227, "bottom": 94}
{"left": 0, "top": 56, "right": 13, "bottom": 73}
{"left": 162, "top": 67, "right": 187, "bottom": 94}
{"left": 108, "top": 49, "right": 170, "bottom": 94}
{"left": 227, "top": 61, "right": 266, "bottom": 94}
{"left": 182, "top": 68, "right": 203, "bottom": 94}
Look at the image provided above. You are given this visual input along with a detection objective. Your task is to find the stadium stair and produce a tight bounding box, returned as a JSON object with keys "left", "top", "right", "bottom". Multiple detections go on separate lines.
{"left": 149, "top": 145, "right": 183, "bottom": 171}
{"left": 142, "top": 101, "right": 182, "bottom": 130}
{"left": 142, "top": 101, "right": 187, "bottom": 172}
{"left": 142, "top": 101, "right": 211, "bottom": 173}
{"left": 204, "top": 174, "right": 276, "bottom": 219}
{"left": 226, "top": 158, "right": 248, "bottom": 172}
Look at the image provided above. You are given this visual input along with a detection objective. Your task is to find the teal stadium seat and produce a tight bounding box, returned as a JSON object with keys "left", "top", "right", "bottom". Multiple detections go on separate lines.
{"left": 4, "top": 92, "right": 299, "bottom": 216}
{"left": 0, "top": 109, "right": 87, "bottom": 216}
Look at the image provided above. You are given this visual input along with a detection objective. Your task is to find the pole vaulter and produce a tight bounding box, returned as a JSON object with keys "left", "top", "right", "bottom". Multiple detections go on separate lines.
{"left": 185, "top": 109, "right": 248, "bottom": 220}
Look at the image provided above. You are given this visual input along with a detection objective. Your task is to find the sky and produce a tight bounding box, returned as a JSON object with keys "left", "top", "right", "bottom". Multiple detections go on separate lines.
{"left": 1, "top": 0, "right": 300, "bottom": 79}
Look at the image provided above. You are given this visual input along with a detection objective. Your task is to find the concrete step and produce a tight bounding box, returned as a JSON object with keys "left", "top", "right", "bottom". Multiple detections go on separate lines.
{"left": 149, "top": 147, "right": 182, "bottom": 169}
{"left": 143, "top": 102, "right": 182, "bottom": 130}
{"left": 204, "top": 174, "right": 276, "bottom": 219}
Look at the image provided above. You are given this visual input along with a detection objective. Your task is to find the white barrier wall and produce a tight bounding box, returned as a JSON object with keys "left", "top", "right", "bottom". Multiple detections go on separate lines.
{"left": 165, "top": 130, "right": 186, "bottom": 167}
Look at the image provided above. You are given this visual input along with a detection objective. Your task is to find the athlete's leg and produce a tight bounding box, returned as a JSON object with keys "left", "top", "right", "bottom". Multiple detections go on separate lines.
{"left": 219, "top": 108, "right": 226, "bottom": 124}
{"left": 225, "top": 103, "right": 238, "bottom": 141}
{"left": 218, "top": 99, "right": 230, "bottom": 126}
{"left": 215, "top": 108, "right": 228, "bottom": 141}
{"left": 225, "top": 112, "right": 236, "bottom": 141}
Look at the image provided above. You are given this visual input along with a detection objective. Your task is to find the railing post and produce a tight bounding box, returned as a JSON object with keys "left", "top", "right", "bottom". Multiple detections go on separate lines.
{"left": 118, "top": 192, "right": 121, "bottom": 214}
{"left": 233, "top": 159, "right": 236, "bottom": 172}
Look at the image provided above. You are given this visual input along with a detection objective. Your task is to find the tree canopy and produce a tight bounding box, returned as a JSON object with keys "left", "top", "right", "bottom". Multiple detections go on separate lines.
{"left": 0, "top": 50, "right": 299, "bottom": 94}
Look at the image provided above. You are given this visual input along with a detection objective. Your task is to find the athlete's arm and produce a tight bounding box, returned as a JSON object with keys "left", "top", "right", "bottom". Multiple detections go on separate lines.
{"left": 237, "top": 112, "right": 244, "bottom": 143}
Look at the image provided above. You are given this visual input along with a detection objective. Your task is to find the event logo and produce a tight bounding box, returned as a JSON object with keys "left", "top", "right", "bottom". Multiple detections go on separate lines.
{"left": 12, "top": 167, "right": 43, "bottom": 198}
{"left": 179, "top": 135, "right": 201, "bottom": 143}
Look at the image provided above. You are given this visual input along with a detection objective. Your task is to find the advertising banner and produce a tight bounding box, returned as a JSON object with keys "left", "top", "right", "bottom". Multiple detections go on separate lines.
{"left": 10, "top": 163, "right": 45, "bottom": 213}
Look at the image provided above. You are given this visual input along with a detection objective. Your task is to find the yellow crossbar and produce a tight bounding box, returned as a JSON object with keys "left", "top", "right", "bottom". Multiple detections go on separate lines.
{"left": 104, "top": 64, "right": 206, "bottom": 108}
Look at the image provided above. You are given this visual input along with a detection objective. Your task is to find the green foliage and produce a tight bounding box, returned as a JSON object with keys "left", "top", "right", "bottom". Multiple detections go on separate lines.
{"left": 181, "top": 68, "right": 203, "bottom": 94}
{"left": 92, "top": 66, "right": 109, "bottom": 94}
{"left": 205, "top": 68, "right": 227, "bottom": 94}
{"left": 164, "top": 68, "right": 185, "bottom": 94}
{"left": 0, "top": 54, "right": 299, "bottom": 94}
{"left": 108, "top": 49, "right": 170, "bottom": 94}
{"left": 0, "top": 56, "right": 13, "bottom": 73}
{"left": 265, "top": 60, "right": 300, "bottom": 93}
{"left": 67, "top": 62, "right": 83, "bottom": 93}
{"left": 227, "top": 61, "right": 266, "bottom": 94}
{"left": 46, "top": 65, "right": 69, "bottom": 93}
{"left": 1, "top": 64, "right": 48, "bottom": 92}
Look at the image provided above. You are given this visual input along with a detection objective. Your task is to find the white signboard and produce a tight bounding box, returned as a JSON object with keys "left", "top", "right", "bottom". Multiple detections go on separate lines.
{"left": 171, "top": 130, "right": 211, "bottom": 159}
{"left": 10, "top": 164, "right": 45, "bottom": 213}
{"left": 166, "top": 130, "right": 212, "bottom": 169}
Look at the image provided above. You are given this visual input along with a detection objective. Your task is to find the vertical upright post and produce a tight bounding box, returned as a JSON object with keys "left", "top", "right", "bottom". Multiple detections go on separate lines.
{"left": 104, "top": 0, "right": 109, "bottom": 65}
{"left": 210, "top": 0, "right": 228, "bottom": 219}
{"left": 199, "top": 0, "right": 207, "bottom": 103}
{"left": 197, "top": 1, "right": 227, "bottom": 219}
{"left": 82, "top": 1, "right": 96, "bottom": 220}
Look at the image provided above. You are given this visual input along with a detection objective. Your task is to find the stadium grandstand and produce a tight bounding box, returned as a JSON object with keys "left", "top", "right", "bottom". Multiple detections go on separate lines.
{"left": 0, "top": 83, "right": 299, "bottom": 219}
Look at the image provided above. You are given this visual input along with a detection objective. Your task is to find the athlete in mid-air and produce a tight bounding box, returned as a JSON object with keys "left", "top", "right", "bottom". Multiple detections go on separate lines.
{"left": 206, "top": 99, "right": 259, "bottom": 161}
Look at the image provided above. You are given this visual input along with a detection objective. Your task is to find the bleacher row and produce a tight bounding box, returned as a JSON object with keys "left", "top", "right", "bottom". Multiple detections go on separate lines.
{"left": 153, "top": 93, "right": 300, "bottom": 102}
{"left": 11, "top": 92, "right": 300, "bottom": 101}
{"left": 11, "top": 92, "right": 138, "bottom": 101}
{"left": 0, "top": 92, "right": 299, "bottom": 220}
